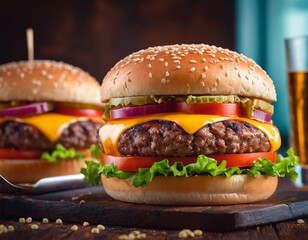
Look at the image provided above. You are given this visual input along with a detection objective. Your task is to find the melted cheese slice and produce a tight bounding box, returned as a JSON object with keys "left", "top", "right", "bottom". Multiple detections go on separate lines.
{"left": 99, "top": 113, "right": 281, "bottom": 156}
{"left": 0, "top": 113, "right": 103, "bottom": 142}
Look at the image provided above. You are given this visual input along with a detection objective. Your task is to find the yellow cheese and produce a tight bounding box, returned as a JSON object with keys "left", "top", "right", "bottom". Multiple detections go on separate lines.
{"left": 0, "top": 113, "right": 103, "bottom": 142}
{"left": 99, "top": 113, "right": 281, "bottom": 156}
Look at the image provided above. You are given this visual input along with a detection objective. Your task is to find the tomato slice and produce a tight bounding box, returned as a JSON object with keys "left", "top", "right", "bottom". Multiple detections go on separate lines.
{"left": 0, "top": 149, "right": 43, "bottom": 159}
{"left": 176, "top": 102, "right": 243, "bottom": 117}
{"left": 101, "top": 152, "right": 276, "bottom": 171}
{"left": 76, "top": 149, "right": 92, "bottom": 158}
{"left": 54, "top": 106, "right": 102, "bottom": 117}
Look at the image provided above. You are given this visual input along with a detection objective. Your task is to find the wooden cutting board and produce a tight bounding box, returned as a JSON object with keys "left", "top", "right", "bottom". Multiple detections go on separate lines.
{"left": 0, "top": 184, "right": 307, "bottom": 231}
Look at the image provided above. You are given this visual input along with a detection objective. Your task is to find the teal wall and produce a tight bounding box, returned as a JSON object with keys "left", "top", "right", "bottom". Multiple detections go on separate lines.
{"left": 236, "top": 0, "right": 308, "bottom": 146}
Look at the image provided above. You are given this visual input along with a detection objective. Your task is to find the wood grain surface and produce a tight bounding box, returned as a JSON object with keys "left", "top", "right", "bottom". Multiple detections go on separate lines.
{"left": 0, "top": 184, "right": 307, "bottom": 232}
{"left": 0, "top": 218, "right": 307, "bottom": 240}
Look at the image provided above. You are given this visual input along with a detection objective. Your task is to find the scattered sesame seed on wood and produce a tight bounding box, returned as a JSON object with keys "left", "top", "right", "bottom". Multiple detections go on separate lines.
{"left": 55, "top": 219, "right": 63, "bottom": 224}
{"left": 31, "top": 224, "right": 39, "bottom": 230}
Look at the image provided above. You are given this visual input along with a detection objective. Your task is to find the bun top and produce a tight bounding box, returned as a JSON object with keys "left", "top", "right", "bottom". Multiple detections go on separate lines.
{"left": 101, "top": 44, "right": 276, "bottom": 103}
{"left": 0, "top": 60, "right": 101, "bottom": 105}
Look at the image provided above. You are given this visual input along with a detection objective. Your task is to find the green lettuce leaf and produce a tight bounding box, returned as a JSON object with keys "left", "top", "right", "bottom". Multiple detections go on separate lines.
{"left": 81, "top": 148, "right": 299, "bottom": 187}
{"left": 41, "top": 144, "right": 86, "bottom": 163}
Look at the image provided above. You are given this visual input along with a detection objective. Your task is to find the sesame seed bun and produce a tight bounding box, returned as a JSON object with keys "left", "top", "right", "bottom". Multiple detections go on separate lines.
{"left": 101, "top": 44, "right": 276, "bottom": 103}
{"left": 102, "top": 175, "right": 278, "bottom": 205}
{"left": 0, "top": 60, "right": 101, "bottom": 105}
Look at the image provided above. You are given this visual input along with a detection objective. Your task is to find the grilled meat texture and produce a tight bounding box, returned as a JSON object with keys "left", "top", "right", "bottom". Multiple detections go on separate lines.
{"left": 0, "top": 121, "right": 102, "bottom": 150}
{"left": 113, "top": 120, "right": 271, "bottom": 157}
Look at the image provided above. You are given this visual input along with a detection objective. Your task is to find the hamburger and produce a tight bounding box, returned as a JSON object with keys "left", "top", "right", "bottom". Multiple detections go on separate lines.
{"left": 82, "top": 44, "right": 299, "bottom": 205}
{"left": 0, "top": 60, "right": 103, "bottom": 183}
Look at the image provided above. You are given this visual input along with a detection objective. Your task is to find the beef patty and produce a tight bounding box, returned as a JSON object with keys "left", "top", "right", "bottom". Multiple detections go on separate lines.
{"left": 112, "top": 120, "right": 271, "bottom": 157}
{"left": 0, "top": 121, "right": 102, "bottom": 150}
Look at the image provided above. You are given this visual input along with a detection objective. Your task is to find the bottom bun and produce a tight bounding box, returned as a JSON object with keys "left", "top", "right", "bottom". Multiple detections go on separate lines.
{"left": 102, "top": 175, "right": 278, "bottom": 205}
{"left": 0, "top": 158, "right": 86, "bottom": 183}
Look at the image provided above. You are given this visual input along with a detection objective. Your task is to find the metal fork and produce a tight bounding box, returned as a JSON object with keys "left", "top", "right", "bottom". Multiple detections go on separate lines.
{"left": 0, "top": 174, "right": 89, "bottom": 195}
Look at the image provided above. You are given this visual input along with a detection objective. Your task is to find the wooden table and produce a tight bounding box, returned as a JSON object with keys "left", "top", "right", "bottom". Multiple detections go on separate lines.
{"left": 0, "top": 178, "right": 307, "bottom": 240}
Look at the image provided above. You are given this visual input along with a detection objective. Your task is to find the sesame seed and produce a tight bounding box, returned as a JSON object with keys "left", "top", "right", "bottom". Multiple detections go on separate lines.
{"left": 194, "top": 230, "right": 203, "bottom": 236}
{"left": 238, "top": 72, "right": 242, "bottom": 78}
{"left": 31, "top": 224, "right": 39, "bottom": 230}
{"left": 150, "top": 57, "right": 155, "bottom": 61}
{"left": 97, "top": 224, "right": 105, "bottom": 231}
{"left": 159, "top": 58, "right": 164, "bottom": 62}
{"left": 173, "top": 60, "right": 180, "bottom": 63}
{"left": 20, "top": 72, "right": 25, "bottom": 78}
{"left": 128, "top": 233, "right": 135, "bottom": 239}
{"left": 235, "top": 66, "right": 239, "bottom": 70}
{"left": 54, "top": 82, "right": 58, "bottom": 88}
{"left": 91, "top": 228, "right": 99, "bottom": 234}
{"left": 19, "top": 218, "right": 26, "bottom": 223}
{"left": 176, "top": 65, "right": 181, "bottom": 69}
{"left": 32, "top": 79, "right": 42, "bottom": 86}
{"left": 138, "top": 233, "right": 146, "bottom": 239}
{"left": 26, "top": 217, "right": 32, "bottom": 223}
{"left": 79, "top": 200, "right": 85, "bottom": 204}
{"left": 165, "top": 71, "right": 169, "bottom": 77}
{"left": 202, "top": 73, "right": 206, "bottom": 79}
{"left": 189, "top": 60, "right": 197, "bottom": 63}
{"left": 42, "top": 218, "right": 49, "bottom": 223}
{"left": 48, "top": 74, "right": 53, "bottom": 80}
{"left": 202, "top": 58, "right": 206, "bottom": 62}
{"left": 190, "top": 67, "right": 195, "bottom": 72}
{"left": 83, "top": 221, "right": 90, "bottom": 227}
{"left": 186, "top": 230, "right": 195, "bottom": 237}
{"left": 119, "top": 235, "right": 128, "bottom": 240}
{"left": 1, "top": 226, "right": 8, "bottom": 233}
{"left": 8, "top": 226, "right": 14, "bottom": 232}
{"left": 7, "top": 71, "right": 11, "bottom": 76}
{"left": 149, "top": 73, "right": 152, "bottom": 78}
{"left": 209, "top": 54, "right": 216, "bottom": 58}
{"left": 204, "top": 66, "right": 208, "bottom": 71}
{"left": 220, "top": 64, "right": 224, "bottom": 69}
{"left": 179, "top": 230, "right": 188, "bottom": 238}
{"left": 209, "top": 60, "right": 215, "bottom": 63}
{"left": 148, "top": 64, "right": 151, "bottom": 68}
{"left": 164, "top": 62, "right": 168, "bottom": 67}
{"left": 225, "top": 71, "right": 229, "bottom": 77}
{"left": 71, "top": 225, "right": 78, "bottom": 231}
{"left": 161, "top": 78, "right": 166, "bottom": 84}
{"left": 41, "top": 70, "right": 47, "bottom": 75}
{"left": 56, "top": 219, "right": 63, "bottom": 224}
{"left": 249, "top": 66, "right": 255, "bottom": 70}
{"left": 248, "top": 70, "right": 252, "bottom": 74}
{"left": 297, "top": 219, "right": 305, "bottom": 224}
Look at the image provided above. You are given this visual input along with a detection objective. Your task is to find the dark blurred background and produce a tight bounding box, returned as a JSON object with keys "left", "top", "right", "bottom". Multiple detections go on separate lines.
{"left": 0, "top": 0, "right": 234, "bottom": 82}
{"left": 2, "top": 0, "right": 308, "bottom": 149}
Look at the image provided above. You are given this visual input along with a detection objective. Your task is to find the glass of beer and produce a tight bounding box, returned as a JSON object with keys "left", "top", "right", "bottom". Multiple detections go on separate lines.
{"left": 285, "top": 36, "right": 308, "bottom": 187}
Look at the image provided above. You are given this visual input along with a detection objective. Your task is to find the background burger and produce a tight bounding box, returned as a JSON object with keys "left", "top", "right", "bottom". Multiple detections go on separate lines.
{"left": 0, "top": 60, "right": 103, "bottom": 183}
{"left": 82, "top": 44, "right": 299, "bottom": 205}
